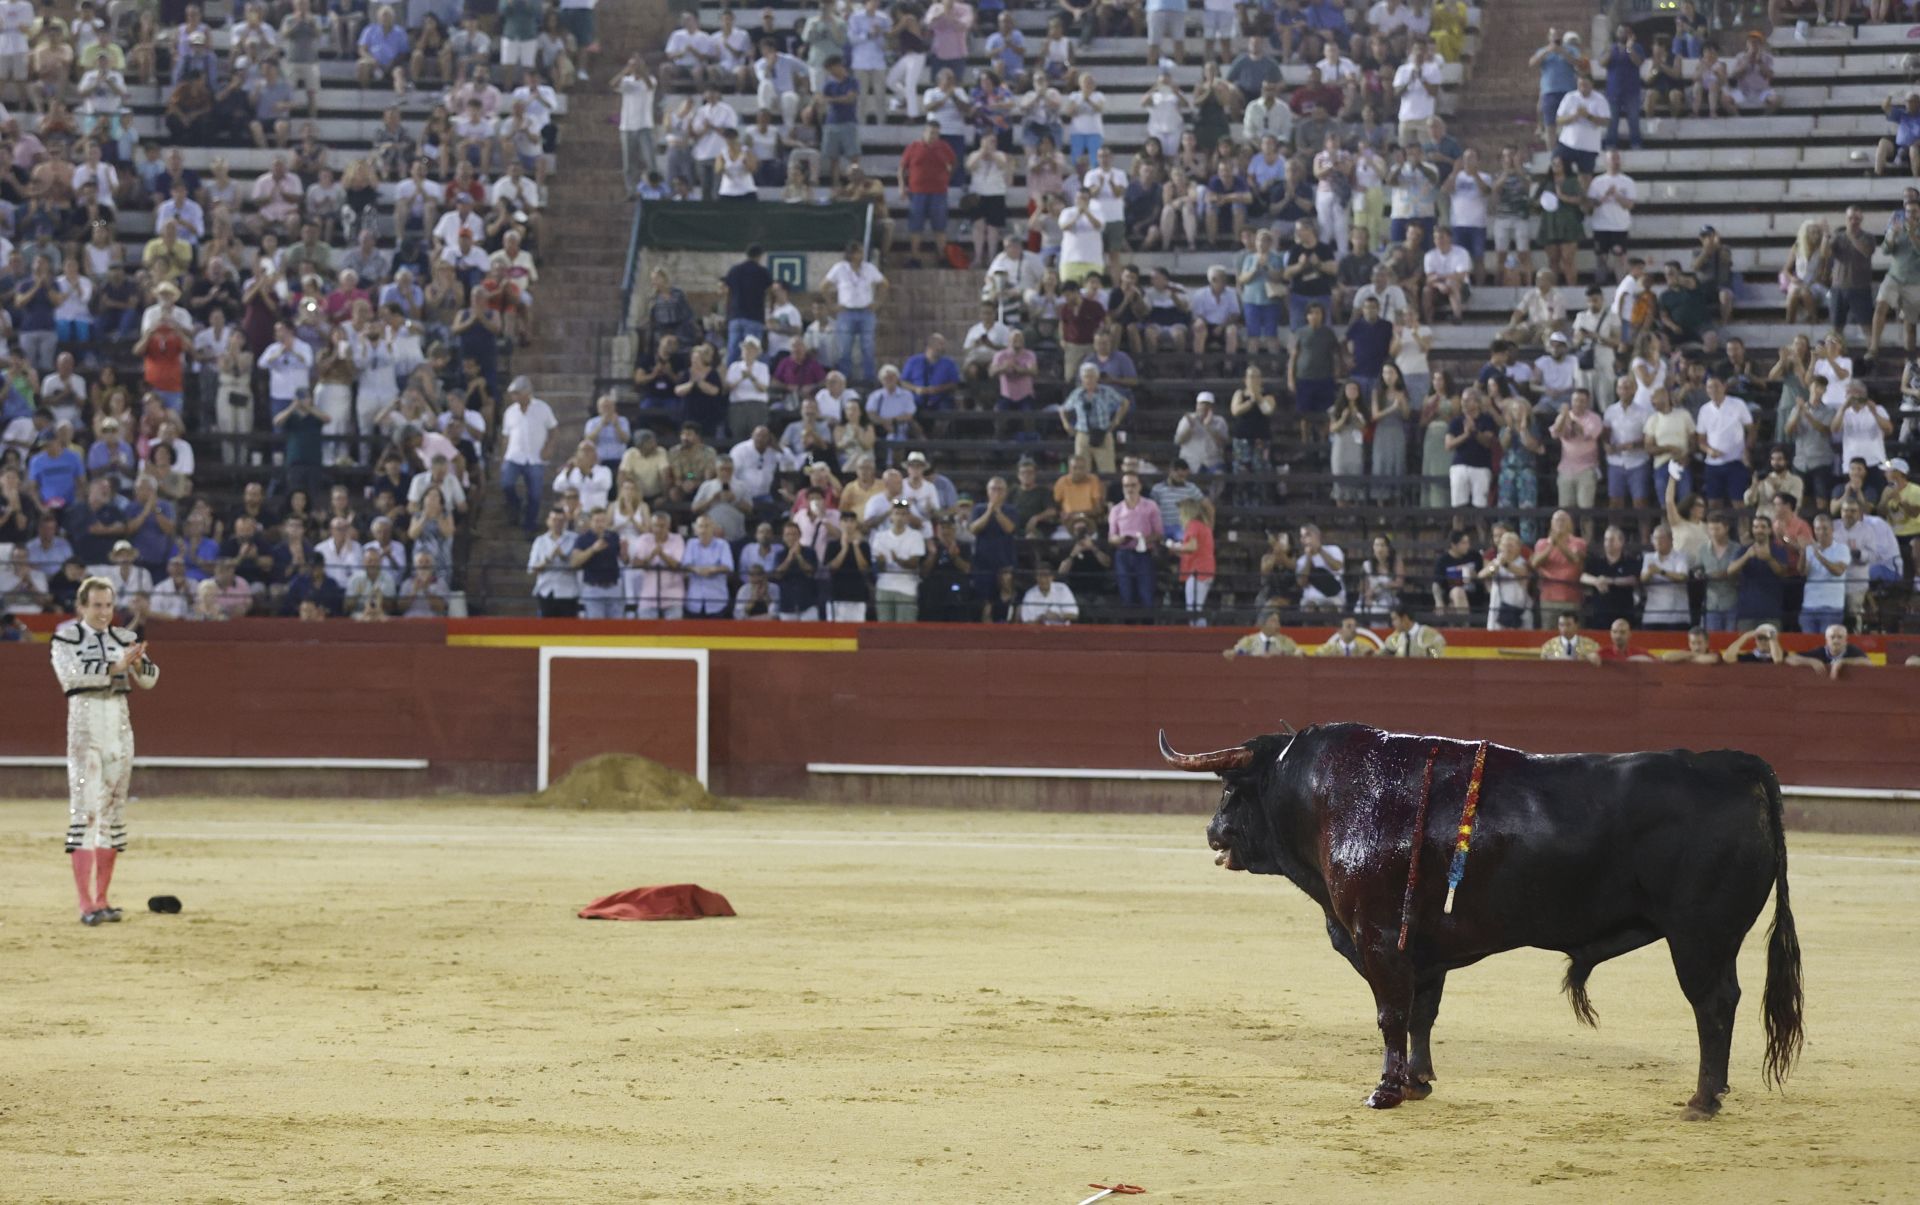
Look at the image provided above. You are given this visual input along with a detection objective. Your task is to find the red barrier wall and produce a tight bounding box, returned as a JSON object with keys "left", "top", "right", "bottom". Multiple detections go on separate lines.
{"left": 2, "top": 622, "right": 1917, "bottom": 799}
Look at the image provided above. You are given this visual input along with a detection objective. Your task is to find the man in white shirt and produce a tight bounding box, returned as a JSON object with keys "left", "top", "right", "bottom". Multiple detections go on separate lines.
{"left": 615, "top": 56, "right": 657, "bottom": 190}
{"left": 526, "top": 505, "right": 583, "bottom": 617}
{"left": 821, "top": 242, "right": 887, "bottom": 383}
{"left": 257, "top": 321, "right": 315, "bottom": 410}
{"left": 1391, "top": 40, "right": 1444, "bottom": 146}
{"left": 1018, "top": 561, "right": 1078, "bottom": 624}
{"left": 318, "top": 517, "right": 364, "bottom": 589}
{"left": 727, "top": 425, "right": 785, "bottom": 503}
{"left": 1174, "top": 392, "right": 1229, "bottom": 473}
{"left": 1602, "top": 386, "right": 1654, "bottom": 508}
{"left": 1638, "top": 524, "right": 1692, "bottom": 628}
{"left": 1694, "top": 376, "right": 1753, "bottom": 504}
{"left": 1571, "top": 284, "right": 1623, "bottom": 408}
{"left": 1835, "top": 498, "right": 1900, "bottom": 615}
{"left": 1530, "top": 331, "right": 1579, "bottom": 416}
{"left": 961, "top": 303, "right": 1011, "bottom": 376}
{"left": 1555, "top": 73, "right": 1608, "bottom": 175}
{"left": 1420, "top": 226, "right": 1472, "bottom": 323}
{"left": 869, "top": 501, "right": 928, "bottom": 621}
{"left": 552, "top": 440, "right": 613, "bottom": 511}
{"left": 500, "top": 375, "right": 559, "bottom": 533}
{"left": 431, "top": 193, "right": 487, "bottom": 256}
{"left": 1081, "top": 145, "right": 1128, "bottom": 277}
{"left": 984, "top": 235, "right": 1044, "bottom": 315}
{"left": 1585, "top": 149, "right": 1635, "bottom": 286}
{"left": 664, "top": 13, "right": 711, "bottom": 85}
{"left": 764, "top": 281, "right": 804, "bottom": 361}
{"left": 689, "top": 84, "right": 738, "bottom": 199}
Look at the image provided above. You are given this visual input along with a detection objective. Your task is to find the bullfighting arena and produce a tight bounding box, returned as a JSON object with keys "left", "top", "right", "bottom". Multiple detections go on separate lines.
{"left": 1, "top": 796, "right": 1916, "bottom": 1203}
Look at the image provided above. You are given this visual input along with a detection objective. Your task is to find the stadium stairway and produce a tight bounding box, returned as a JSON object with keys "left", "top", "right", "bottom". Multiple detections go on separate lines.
{"left": 1446, "top": 0, "right": 1590, "bottom": 143}
{"left": 467, "top": 0, "right": 667, "bottom": 614}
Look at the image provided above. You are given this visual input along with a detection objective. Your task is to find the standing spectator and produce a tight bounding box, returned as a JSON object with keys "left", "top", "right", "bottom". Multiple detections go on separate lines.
{"left": 1554, "top": 72, "right": 1608, "bottom": 176}
{"left": 1060, "top": 362, "right": 1128, "bottom": 474}
{"left": 1444, "top": 388, "right": 1497, "bottom": 507}
{"left": 1168, "top": 499, "right": 1213, "bottom": 625}
{"left": 1732, "top": 515, "right": 1791, "bottom": 632}
{"left": 1695, "top": 376, "right": 1754, "bottom": 504}
{"left": 1105, "top": 470, "right": 1159, "bottom": 621}
{"left": 1603, "top": 382, "right": 1654, "bottom": 512}
{"left": 1551, "top": 388, "right": 1605, "bottom": 516}
{"left": 1881, "top": 458, "right": 1920, "bottom": 581}
{"left": 1174, "top": 393, "right": 1228, "bottom": 474}
{"left": 1531, "top": 508, "right": 1588, "bottom": 629}
{"left": 1391, "top": 38, "right": 1443, "bottom": 148}
{"left": 1579, "top": 525, "right": 1638, "bottom": 628}
{"left": 1530, "top": 28, "right": 1583, "bottom": 145}
{"left": 1598, "top": 24, "right": 1645, "bottom": 150}
{"left": 500, "top": 376, "right": 559, "bottom": 534}
{"left": 721, "top": 244, "right": 773, "bottom": 364}
{"left": 870, "top": 499, "right": 927, "bottom": 621}
{"left": 1639, "top": 523, "right": 1693, "bottom": 630}
{"left": 822, "top": 242, "right": 886, "bottom": 383}
{"left": 1829, "top": 206, "right": 1875, "bottom": 341}
{"left": 271, "top": 389, "right": 327, "bottom": 501}
{"left": 1082, "top": 145, "right": 1129, "bottom": 280}
{"left": 899, "top": 122, "right": 958, "bottom": 266}
{"left": 1798, "top": 512, "right": 1851, "bottom": 634}
{"left": 1585, "top": 150, "right": 1635, "bottom": 286}
{"left": 527, "top": 505, "right": 580, "bottom": 617}
{"left": 724, "top": 337, "right": 772, "bottom": 440}
{"left": 626, "top": 511, "right": 688, "bottom": 620}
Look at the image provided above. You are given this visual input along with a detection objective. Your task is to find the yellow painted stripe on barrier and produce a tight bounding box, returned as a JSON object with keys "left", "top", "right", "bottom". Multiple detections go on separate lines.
{"left": 449, "top": 634, "right": 858, "bottom": 652}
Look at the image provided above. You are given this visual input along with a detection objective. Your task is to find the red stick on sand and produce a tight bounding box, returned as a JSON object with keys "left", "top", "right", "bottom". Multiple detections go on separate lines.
{"left": 1076, "top": 1185, "right": 1145, "bottom": 1204}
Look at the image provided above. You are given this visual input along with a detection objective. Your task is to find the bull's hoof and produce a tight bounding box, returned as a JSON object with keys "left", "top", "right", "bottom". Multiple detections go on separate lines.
{"left": 1402, "top": 1078, "right": 1433, "bottom": 1101}
{"left": 1364, "top": 1086, "right": 1404, "bottom": 1109}
{"left": 1679, "top": 1104, "right": 1719, "bottom": 1121}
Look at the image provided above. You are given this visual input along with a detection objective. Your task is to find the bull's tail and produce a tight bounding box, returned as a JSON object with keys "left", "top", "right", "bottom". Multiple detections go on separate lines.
{"left": 1755, "top": 762, "right": 1805, "bottom": 1089}
{"left": 1561, "top": 960, "right": 1599, "bottom": 1028}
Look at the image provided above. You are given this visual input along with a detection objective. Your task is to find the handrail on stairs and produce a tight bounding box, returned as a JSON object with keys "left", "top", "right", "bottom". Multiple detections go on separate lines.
{"left": 618, "top": 197, "right": 645, "bottom": 337}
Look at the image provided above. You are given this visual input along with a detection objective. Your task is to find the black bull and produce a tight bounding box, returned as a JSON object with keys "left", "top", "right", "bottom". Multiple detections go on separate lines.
{"left": 1163, "top": 723, "right": 1804, "bottom": 1116}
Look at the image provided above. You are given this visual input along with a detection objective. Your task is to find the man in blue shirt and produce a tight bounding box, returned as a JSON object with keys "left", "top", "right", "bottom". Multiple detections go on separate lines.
{"left": 358, "top": 7, "right": 411, "bottom": 89}
{"left": 902, "top": 333, "right": 960, "bottom": 413}
{"left": 1599, "top": 24, "right": 1645, "bottom": 150}
{"left": 66, "top": 478, "right": 128, "bottom": 566}
{"left": 1529, "top": 30, "right": 1582, "bottom": 144}
{"left": 721, "top": 244, "right": 773, "bottom": 364}
{"left": 1345, "top": 295, "right": 1393, "bottom": 399}
{"left": 820, "top": 58, "right": 862, "bottom": 187}
{"left": 1875, "top": 93, "right": 1920, "bottom": 178}
{"left": 27, "top": 423, "right": 85, "bottom": 509}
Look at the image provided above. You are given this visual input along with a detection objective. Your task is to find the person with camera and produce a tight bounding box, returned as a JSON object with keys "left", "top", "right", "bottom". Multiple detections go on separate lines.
{"left": 1059, "top": 361, "right": 1128, "bottom": 474}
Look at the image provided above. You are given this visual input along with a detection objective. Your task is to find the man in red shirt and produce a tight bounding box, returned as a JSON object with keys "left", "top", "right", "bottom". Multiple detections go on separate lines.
{"left": 1599, "top": 618, "right": 1652, "bottom": 662}
{"left": 1058, "top": 274, "right": 1108, "bottom": 386}
{"left": 133, "top": 320, "right": 189, "bottom": 411}
{"left": 898, "top": 121, "right": 957, "bottom": 266}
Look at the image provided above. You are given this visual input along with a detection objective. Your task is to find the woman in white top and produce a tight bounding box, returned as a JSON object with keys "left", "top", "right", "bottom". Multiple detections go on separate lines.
{"left": 1628, "top": 332, "right": 1667, "bottom": 409}
{"left": 1141, "top": 70, "right": 1189, "bottom": 157}
{"left": 1837, "top": 385, "right": 1892, "bottom": 471}
{"left": 1781, "top": 219, "right": 1830, "bottom": 327}
{"left": 1477, "top": 530, "right": 1533, "bottom": 630}
{"left": 715, "top": 130, "right": 759, "bottom": 200}
{"left": 1811, "top": 332, "right": 1852, "bottom": 412}
{"left": 967, "top": 141, "right": 1010, "bottom": 268}
{"left": 608, "top": 478, "right": 652, "bottom": 543}
{"left": 1063, "top": 74, "right": 1106, "bottom": 165}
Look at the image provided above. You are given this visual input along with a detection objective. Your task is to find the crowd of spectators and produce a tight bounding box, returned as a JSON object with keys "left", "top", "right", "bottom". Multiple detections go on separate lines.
{"left": 0, "top": 0, "right": 582, "bottom": 625}
{"left": 586, "top": 1, "right": 1920, "bottom": 632}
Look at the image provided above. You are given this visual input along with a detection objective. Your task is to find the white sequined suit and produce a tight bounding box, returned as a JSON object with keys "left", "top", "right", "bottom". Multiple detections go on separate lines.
{"left": 50, "top": 620, "right": 159, "bottom": 852}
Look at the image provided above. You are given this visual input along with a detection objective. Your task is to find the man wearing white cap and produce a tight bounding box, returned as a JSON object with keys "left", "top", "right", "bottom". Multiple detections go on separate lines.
{"left": 1880, "top": 457, "right": 1920, "bottom": 580}
{"left": 1174, "top": 392, "right": 1228, "bottom": 474}
{"left": 1532, "top": 330, "right": 1578, "bottom": 417}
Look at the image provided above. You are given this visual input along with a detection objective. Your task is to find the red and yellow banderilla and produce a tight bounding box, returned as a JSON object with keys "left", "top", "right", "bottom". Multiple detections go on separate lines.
{"left": 1443, "top": 741, "right": 1490, "bottom": 914}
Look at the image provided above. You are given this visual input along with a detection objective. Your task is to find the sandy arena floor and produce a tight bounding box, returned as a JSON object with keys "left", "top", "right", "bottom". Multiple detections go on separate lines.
{"left": 0, "top": 798, "right": 1915, "bottom": 1204}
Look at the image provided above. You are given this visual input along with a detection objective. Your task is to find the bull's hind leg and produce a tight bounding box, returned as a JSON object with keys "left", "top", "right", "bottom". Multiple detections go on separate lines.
{"left": 1406, "top": 972, "right": 1447, "bottom": 1097}
{"left": 1357, "top": 942, "right": 1416, "bottom": 1109}
{"left": 1668, "top": 937, "right": 1741, "bottom": 1120}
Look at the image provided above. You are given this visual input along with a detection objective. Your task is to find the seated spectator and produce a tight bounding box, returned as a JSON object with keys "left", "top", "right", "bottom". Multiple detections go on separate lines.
{"left": 1018, "top": 560, "right": 1078, "bottom": 625}
{"left": 1785, "top": 622, "right": 1870, "bottom": 680}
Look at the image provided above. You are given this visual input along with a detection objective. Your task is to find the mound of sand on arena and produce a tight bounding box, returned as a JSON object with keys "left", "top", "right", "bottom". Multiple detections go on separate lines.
{"left": 527, "top": 754, "right": 730, "bottom": 812}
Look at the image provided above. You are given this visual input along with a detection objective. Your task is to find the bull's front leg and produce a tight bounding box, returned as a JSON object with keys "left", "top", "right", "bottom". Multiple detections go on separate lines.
{"left": 1358, "top": 939, "right": 1417, "bottom": 1109}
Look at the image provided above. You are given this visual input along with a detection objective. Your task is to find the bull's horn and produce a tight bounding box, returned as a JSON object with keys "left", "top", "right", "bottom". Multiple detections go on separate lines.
{"left": 1278, "top": 720, "right": 1295, "bottom": 735}
{"left": 1158, "top": 729, "right": 1255, "bottom": 773}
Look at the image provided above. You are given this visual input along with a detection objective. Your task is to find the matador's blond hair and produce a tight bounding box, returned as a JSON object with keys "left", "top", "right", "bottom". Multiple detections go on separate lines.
{"left": 75, "top": 576, "right": 116, "bottom": 607}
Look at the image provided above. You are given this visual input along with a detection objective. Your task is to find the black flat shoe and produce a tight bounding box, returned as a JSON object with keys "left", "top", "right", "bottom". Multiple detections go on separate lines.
{"left": 80, "top": 910, "right": 104, "bottom": 926}
{"left": 101, "top": 908, "right": 124, "bottom": 922}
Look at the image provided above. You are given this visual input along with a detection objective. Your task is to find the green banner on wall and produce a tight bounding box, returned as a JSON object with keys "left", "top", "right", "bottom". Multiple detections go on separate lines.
{"left": 636, "top": 203, "right": 871, "bottom": 251}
